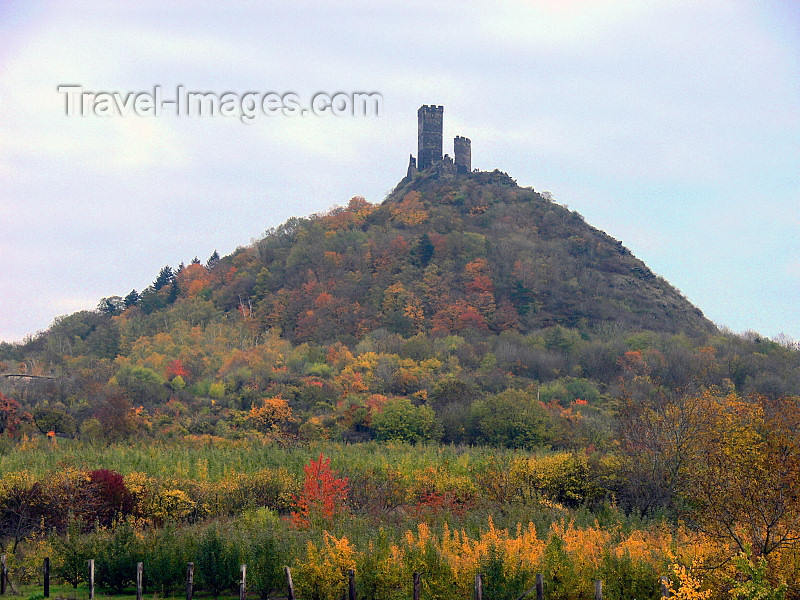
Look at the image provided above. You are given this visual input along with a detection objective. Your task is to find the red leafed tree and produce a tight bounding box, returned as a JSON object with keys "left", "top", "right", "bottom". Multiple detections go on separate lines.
{"left": 165, "top": 359, "right": 190, "bottom": 380}
{"left": 86, "top": 469, "right": 135, "bottom": 526}
{"left": 0, "top": 392, "right": 26, "bottom": 436}
{"left": 290, "top": 453, "right": 349, "bottom": 528}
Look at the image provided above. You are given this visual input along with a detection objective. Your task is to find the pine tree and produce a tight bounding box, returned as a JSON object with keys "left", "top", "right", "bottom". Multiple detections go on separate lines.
{"left": 123, "top": 289, "right": 140, "bottom": 308}
{"left": 153, "top": 266, "right": 174, "bottom": 291}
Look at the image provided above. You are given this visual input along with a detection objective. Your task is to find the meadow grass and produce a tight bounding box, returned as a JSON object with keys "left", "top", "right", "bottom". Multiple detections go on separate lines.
{"left": 0, "top": 437, "right": 531, "bottom": 481}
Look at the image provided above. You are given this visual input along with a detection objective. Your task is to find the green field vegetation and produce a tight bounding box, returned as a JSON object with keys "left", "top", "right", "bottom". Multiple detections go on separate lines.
{"left": 0, "top": 436, "right": 797, "bottom": 599}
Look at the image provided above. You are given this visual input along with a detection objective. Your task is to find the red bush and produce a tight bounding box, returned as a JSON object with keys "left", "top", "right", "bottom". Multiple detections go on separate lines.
{"left": 86, "top": 469, "right": 134, "bottom": 526}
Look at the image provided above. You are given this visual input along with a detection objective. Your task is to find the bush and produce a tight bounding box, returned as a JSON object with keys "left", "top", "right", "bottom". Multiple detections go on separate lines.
{"left": 480, "top": 543, "right": 535, "bottom": 600}
{"left": 402, "top": 537, "right": 459, "bottom": 600}
{"left": 598, "top": 551, "right": 660, "bottom": 600}
{"left": 727, "top": 553, "right": 787, "bottom": 600}
{"left": 95, "top": 520, "right": 140, "bottom": 593}
{"left": 538, "top": 534, "right": 584, "bottom": 600}
{"left": 51, "top": 514, "right": 93, "bottom": 588}
{"left": 468, "top": 389, "right": 552, "bottom": 449}
{"left": 86, "top": 469, "right": 135, "bottom": 527}
{"left": 236, "top": 510, "right": 287, "bottom": 600}
{"left": 295, "top": 533, "right": 356, "bottom": 600}
{"left": 372, "top": 397, "right": 439, "bottom": 443}
{"left": 145, "top": 524, "right": 193, "bottom": 596}
{"left": 195, "top": 523, "right": 239, "bottom": 599}
{"left": 355, "top": 529, "right": 407, "bottom": 600}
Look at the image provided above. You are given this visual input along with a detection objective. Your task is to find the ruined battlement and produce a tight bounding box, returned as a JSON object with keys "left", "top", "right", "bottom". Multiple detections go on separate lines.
{"left": 408, "top": 105, "right": 472, "bottom": 178}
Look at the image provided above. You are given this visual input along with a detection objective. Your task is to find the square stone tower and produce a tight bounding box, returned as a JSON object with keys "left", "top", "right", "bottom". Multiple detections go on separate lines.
{"left": 417, "top": 105, "right": 443, "bottom": 170}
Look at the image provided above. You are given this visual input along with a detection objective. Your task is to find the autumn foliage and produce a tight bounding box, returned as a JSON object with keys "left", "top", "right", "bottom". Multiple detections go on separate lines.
{"left": 290, "top": 453, "right": 349, "bottom": 528}
{"left": 2, "top": 173, "right": 800, "bottom": 597}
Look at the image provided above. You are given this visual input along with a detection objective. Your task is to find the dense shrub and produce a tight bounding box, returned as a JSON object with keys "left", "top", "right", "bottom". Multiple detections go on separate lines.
{"left": 480, "top": 544, "right": 535, "bottom": 600}
{"left": 95, "top": 520, "right": 140, "bottom": 593}
{"left": 195, "top": 523, "right": 239, "bottom": 599}
{"left": 86, "top": 469, "right": 134, "bottom": 527}
{"left": 468, "top": 389, "right": 552, "bottom": 449}
{"left": 372, "top": 397, "right": 439, "bottom": 443}
{"left": 598, "top": 551, "right": 661, "bottom": 600}
{"left": 51, "top": 514, "right": 93, "bottom": 588}
{"left": 236, "top": 509, "right": 287, "bottom": 600}
{"left": 144, "top": 524, "right": 193, "bottom": 596}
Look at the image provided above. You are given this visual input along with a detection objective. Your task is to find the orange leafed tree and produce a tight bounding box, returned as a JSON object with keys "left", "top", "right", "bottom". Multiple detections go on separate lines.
{"left": 290, "top": 453, "right": 349, "bottom": 528}
{"left": 176, "top": 263, "right": 212, "bottom": 298}
{"left": 248, "top": 396, "right": 294, "bottom": 434}
{"left": 391, "top": 191, "right": 429, "bottom": 226}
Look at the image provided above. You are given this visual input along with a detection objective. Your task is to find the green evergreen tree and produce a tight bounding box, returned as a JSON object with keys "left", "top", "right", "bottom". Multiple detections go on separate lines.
{"left": 123, "top": 289, "right": 139, "bottom": 308}
{"left": 153, "top": 266, "right": 174, "bottom": 291}
{"left": 412, "top": 233, "right": 434, "bottom": 267}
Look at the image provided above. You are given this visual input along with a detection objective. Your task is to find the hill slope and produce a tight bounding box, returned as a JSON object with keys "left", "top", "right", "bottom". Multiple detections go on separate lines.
{"left": 378, "top": 169, "right": 714, "bottom": 337}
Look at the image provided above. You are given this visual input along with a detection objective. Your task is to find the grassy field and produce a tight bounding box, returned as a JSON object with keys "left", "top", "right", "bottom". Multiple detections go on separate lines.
{"left": 7, "top": 585, "right": 264, "bottom": 600}
{"left": 0, "top": 437, "right": 512, "bottom": 481}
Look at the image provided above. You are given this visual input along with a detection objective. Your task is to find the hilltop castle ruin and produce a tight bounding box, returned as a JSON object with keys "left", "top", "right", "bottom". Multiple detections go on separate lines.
{"left": 407, "top": 105, "right": 471, "bottom": 178}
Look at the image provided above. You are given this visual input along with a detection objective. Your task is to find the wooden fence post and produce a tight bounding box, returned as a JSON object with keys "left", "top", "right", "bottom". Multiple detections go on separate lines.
{"left": 348, "top": 569, "right": 356, "bottom": 600}
{"left": 413, "top": 572, "right": 421, "bottom": 600}
{"left": 1, "top": 554, "right": 6, "bottom": 595}
{"left": 474, "top": 573, "right": 483, "bottom": 600}
{"left": 136, "top": 562, "right": 143, "bottom": 600}
{"left": 239, "top": 564, "right": 246, "bottom": 600}
{"left": 186, "top": 563, "right": 194, "bottom": 600}
{"left": 660, "top": 575, "right": 670, "bottom": 597}
{"left": 594, "top": 579, "right": 602, "bottom": 600}
{"left": 88, "top": 559, "right": 95, "bottom": 600}
{"left": 44, "top": 558, "right": 50, "bottom": 598}
{"left": 536, "top": 573, "right": 543, "bottom": 600}
{"left": 285, "top": 566, "right": 295, "bottom": 600}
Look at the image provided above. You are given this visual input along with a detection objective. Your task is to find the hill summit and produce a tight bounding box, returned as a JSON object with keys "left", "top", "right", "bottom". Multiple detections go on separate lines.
{"left": 252, "top": 168, "right": 713, "bottom": 342}
{"left": 1, "top": 105, "right": 720, "bottom": 364}
{"left": 10, "top": 104, "right": 716, "bottom": 350}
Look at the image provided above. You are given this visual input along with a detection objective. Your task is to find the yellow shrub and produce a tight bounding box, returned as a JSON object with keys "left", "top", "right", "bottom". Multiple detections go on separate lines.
{"left": 296, "top": 532, "right": 356, "bottom": 600}
{"left": 15, "top": 531, "right": 53, "bottom": 584}
{"left": 154, "top": 489, "right": 196, "bottom": 521}
{"left": 551, "top": 520, "right": 611, "bottom": 570}
{"left": 402, "top": 518, "right": 546, "bottom": 598}
{"left": 668, "top": 563, "right": 712, "bottom": 600}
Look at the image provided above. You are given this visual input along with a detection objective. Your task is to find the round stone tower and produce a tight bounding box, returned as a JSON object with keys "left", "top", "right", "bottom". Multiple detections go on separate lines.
{"left": 454, "top": 135, "right": 471, "bottom": 174}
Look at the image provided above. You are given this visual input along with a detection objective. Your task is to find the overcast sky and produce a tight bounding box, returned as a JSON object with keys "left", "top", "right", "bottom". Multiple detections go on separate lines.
{"left": 1, "top": 0, "right": 798, "bottom": 343}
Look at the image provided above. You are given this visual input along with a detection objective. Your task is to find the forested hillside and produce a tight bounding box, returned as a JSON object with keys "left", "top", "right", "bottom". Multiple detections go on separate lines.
{"left": 1, "top": 170, "right": 799, "bottom": 597}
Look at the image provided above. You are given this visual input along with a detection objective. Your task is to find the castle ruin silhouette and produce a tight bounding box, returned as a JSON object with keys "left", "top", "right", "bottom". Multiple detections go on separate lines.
{"left": 407, "top": 105, "right": 471, "bottom": 178}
